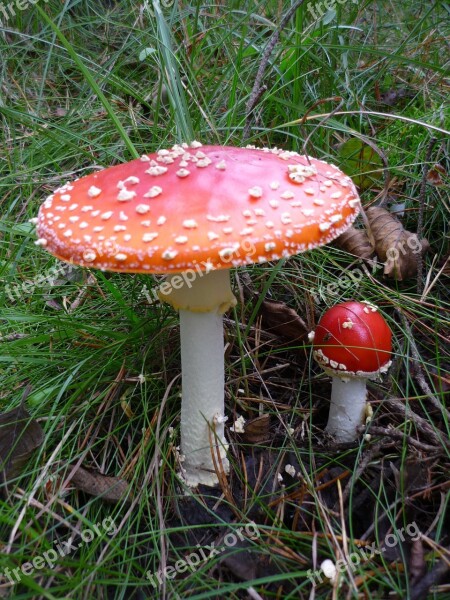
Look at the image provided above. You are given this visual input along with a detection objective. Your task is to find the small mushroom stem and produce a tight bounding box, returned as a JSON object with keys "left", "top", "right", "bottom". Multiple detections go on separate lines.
{"left": 325, "top": 377, "right": 367, "bottom": 443}
{"left": 159, "top": 269, "right": 236, "bottom": 487}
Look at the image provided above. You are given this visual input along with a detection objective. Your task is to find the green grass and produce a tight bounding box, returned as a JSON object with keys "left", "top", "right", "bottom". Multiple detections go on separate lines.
{"left": 1, "top": 0, "right": 449, "bottom": 598}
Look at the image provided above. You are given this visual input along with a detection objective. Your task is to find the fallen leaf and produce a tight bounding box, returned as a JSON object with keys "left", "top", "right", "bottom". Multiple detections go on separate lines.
{"left": 333, "top": 225, "right": 375, "bottom": 259}
{"left": 259, "top": 299, "right": 308, "bottom": 343}
{"left": 426, "top": 164, "right": 446, "bottom": 186}
{"left": 0, "top": 404, "right": 44, "bottom": 483}
{"left": 366, "top": 206, "right": 430, "bottom": 280}
{"left": 241, "top": 414, "right": 271, "bottom": 444}
{"left": 410, "top": 539, "right": 427, "bottom": 583}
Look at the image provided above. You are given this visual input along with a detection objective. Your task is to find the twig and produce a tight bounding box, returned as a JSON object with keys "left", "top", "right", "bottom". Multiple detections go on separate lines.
{"left": 417, "top": 137, "right": 437, "bottom": 294}
{"left": 356, "top": 425, "right": 440, "bottom": 453}
{"left": 242, "top": 0, "right": 306, "bottom": 141}
{"left": 384, "top": 396, "right": 447, "bottom": 448}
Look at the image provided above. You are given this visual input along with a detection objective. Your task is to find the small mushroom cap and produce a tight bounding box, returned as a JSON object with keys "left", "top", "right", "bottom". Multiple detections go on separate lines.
{"left": 36, "top": 143, "right": 361, "bottom": 273}
{"left": 312, "top": 301, "right": 392, "bottom": 378}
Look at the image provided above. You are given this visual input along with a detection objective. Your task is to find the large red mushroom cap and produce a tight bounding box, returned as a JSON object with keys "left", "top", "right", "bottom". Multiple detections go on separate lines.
{"left": 36, "top": 143, "right": 360, "bottom": 273}
{"left": 311, "top": 301, "right": 392, "bottom": 378}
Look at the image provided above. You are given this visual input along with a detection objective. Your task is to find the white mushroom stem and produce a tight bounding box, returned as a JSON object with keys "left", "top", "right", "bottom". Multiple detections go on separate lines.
{"left": 158, "top": 269, "right": 236, "bottom": 487}
{"left": 325, "top": 377, "right": 368, "bottom": 443}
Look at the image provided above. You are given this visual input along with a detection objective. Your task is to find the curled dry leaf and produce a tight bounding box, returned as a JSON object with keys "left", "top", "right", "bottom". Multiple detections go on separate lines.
{"left": 366, "top": 206, "right": 430, "bottom": 280}
{"left": 240, "top": 414, "right": 271, "bottom": 444}
{"left": 259, "top": 299, "right": 308, "bottom": 343}
{"left": 0, "top": 404, "right": 44, "bottom": 482}
{"left": 333, "top": 225, "right": 375, "bottom": 259}
{"left": 409, "top": 538, "right": 427, "bottom": 583}
{"left": 426, "top": 164, "right": 446, "bottom": 186}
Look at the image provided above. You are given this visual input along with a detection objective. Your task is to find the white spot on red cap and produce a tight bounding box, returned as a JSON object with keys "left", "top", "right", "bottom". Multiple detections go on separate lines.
{"left": 196, "top": 157, "right": 212, "bottom": 167}
{"left": 136, "top": 204, "right": 151, "bottom": 214}
{"left": 207, "top": 214, "right": 230, "bottom": 222}
{"left": 248, "top": 186, "right": 263, "bottom": 198}
{"left": 146, "top": 165, "right": 168, "bottom": 176}
{"left": 117, "top": 189, "right": 136, "bottom": 202}
{"left": 123, "top": 176, "right": 140, "bottom": 185}
{"left": 162, "top": 249, "right": 178, "bottom": 260}
{"left": 175, "top": 236, "right": 188, "bottom": 244}
{"left": 183, "top": 219, "right": 198, "bottom": 229}
{"left": 88, "top": 186, "right": 101, "bottom": 198}
{"left": 83, "top": 250, "right": 96, "bottom": 262}
{"left": 143, "top": 186, "right": 163, "bottom": 198}
{"left": 319, "top": 222, "right": 331, "bottom": 231}
{"left": 143, "top": 233, "right": 159, "bottom": 242}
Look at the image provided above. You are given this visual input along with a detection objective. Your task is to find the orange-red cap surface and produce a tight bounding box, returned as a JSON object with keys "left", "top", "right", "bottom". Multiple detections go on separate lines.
{"left": 36, "top": 143, "right": 361, "bottom": 273}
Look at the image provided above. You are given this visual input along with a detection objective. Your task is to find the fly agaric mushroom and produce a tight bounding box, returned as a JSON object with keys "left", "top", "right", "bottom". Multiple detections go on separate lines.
{"left": 310, "top": 300, "right": 392, "bottom": 443}
{"left": 35, "top": 143, "right": 361, "bottom": 486}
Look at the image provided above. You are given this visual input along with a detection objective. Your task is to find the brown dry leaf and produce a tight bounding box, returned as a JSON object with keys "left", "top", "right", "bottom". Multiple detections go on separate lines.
{"left": 259, "top": 299, "right": 308, "bottom": 343}
{"left": 366, "top": 206, "right": 430, "bottom": 280}
{"left": 69, "top": 465, "right": 132, "bottom": 503}
{"left": 0, "top": 404, "right": 44, "bottom": 482}
{"left": 426, "top": 164, "right": 446, "bottom": 186}
{"left": 333, "top": 225, "right": 375, "bottom": 259}
{"left": 241, "top": 414, "right": 271, "bottom": 444}
{"left": 410, "top": 539, "right": 427, "bottom": 583}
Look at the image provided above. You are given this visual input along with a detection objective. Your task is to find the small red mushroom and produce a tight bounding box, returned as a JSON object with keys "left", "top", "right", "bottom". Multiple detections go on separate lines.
{"left": 310, "top": 300, "right": 392, "bottom": 443}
